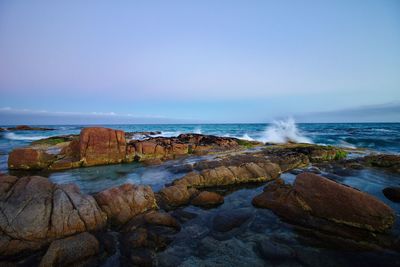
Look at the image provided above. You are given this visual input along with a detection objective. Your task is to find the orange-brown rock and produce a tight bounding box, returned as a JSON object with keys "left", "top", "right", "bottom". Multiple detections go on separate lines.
{"left": 173, "top": 162, "right": 281, "bottom": 188}
{"left": 253, "top": 172, "right": 395, "bottom": 233}
{"left": 94, "top": 183, "right": 157, "bottom": 226}
{"left": 191, "top": 191, "right": 224, "bottom": 207}
{"left": 0, "top": 175, "right": 107, "bottom": 256}
{"left": 8, "top": 148, "right": 55, "bottom": 170}
{"left": 159, "top": 184, "right": 192, "bottom": 207}
{"left": 80, "top": 127, "right": 126, "bottom": 166}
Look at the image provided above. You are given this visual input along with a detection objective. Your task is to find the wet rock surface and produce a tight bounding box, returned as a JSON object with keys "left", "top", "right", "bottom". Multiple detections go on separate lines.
{"left": 39, "top": 232, "right": 99, "bottom": 267}
{"left": 383, "top": 187, "right": 400, "bottom": 202}
{"left": 212, "top": 209, "right": 253, "bottom": 233}
{"left": 191, "top": 191, "right": 224, "bottom": 207}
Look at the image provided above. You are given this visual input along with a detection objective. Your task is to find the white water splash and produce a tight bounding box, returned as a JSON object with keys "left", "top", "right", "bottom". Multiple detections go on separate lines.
{"left": 260, "top": 118, "right": 313, "bottom": 144}
{"left": 193, "top": 127, "right": 202, "bottom": 134}
{"left": 241, "top": 133, "right": 254, "bottom": 141}
{"left": 4, "top": 132, "right": 47, "bottom": 141}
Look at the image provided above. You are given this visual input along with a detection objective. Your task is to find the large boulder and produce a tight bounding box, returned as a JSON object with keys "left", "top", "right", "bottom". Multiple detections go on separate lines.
{"left": 39, "top": 232, "right": 99, "bottom": 267}
{"left": 253, "top": 173, "right": 395, "bottom": 234}
{"left": 0, "top": 175, "right": 107, "bottom": 256}
{"left": 8, "top": 148, "right": 55, "bottom": 170}
{"left": 79, "top": 127, "right": 127, "bottom": 166}
{"left": 94, "top": 183, "right": 157, "bottom": 226}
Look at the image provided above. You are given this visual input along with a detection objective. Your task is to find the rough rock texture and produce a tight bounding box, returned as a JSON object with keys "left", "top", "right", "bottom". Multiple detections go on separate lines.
{"left": 80, "top": 127, "right": 127, "bottom": 166}
{"left": 158, "top": 185, "right": 193, "bottom": 208}
{"left": 362, "top": 154, "right": 400, "bottom": 173}
{"left": 253, "top": 173, "right": 395, "bottom": 234}
{"left": 262, "top": 143, "right": 347, "bottom": 166}
{"left": 128, "top": 133, "right": 242, "bottom": 161}
{"left": 0, "top": 175, "right": 107, "bottom": 256}
{"left": 94, "top": 183, "right": 157, "bottom": 226}
{"left": 8, "top": 148, "right": 55, "bottom": 170}
{"left": 191, "top": 191, "right": 224, "bottom": 207}
{"left": 383, "top": 187, "right": 400, "bottom": 203}
{"left": 173, "top": 162, "right": 281, "bottom": 188}
{"left": 39, "top": 232, "right": 99, "bottom": 267}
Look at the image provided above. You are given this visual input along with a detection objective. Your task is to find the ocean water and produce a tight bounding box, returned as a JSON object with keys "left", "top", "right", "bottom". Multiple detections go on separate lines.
{"left": 1, "top": 121, "right": 400, "bottom": 266}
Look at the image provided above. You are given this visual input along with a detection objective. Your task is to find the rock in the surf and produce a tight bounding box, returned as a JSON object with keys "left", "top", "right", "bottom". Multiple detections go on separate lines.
{"left": 39, "top": 232, "right": 99, "bottom": 267}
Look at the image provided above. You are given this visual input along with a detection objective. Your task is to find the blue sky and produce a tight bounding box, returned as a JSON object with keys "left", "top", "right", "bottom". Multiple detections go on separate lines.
{"left": 0, "top": 0, "right": 399, "bottom": 123}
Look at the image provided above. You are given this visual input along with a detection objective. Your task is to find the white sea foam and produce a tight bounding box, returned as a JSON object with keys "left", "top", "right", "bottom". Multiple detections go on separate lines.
{"left": 4, "top": 132, "right": 47, "bottom": 141}
{"left": 159, "top": 131, "right": 181, "bottom": 137}
{"left": 240, "top": 133, "right": 254, "bottom": 141}
{"left": 193, "top": 127, "right": 202, "bottom": 134}
{"left": 259, "top": 118, "right": 313, "bottom": 144}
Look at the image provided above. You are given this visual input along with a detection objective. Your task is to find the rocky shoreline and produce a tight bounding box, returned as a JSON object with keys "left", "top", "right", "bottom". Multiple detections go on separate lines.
{"left": 1, "top": 127, "right": 400, "bottom": 266}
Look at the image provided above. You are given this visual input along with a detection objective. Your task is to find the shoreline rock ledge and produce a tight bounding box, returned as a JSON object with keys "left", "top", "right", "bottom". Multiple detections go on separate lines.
{"left": 8, "top": 127, "right": 252, "bottom": 171}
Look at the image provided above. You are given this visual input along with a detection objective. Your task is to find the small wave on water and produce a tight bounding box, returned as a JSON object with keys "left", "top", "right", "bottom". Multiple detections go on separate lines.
{"left": 3, "top": 132, "right": 47, "bottom": 141}
{"left": 259, "top": 118, "right": 313, "bottom": 144}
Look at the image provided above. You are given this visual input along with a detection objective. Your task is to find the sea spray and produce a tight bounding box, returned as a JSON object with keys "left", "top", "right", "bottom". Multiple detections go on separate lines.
{"left": 241, "top": 133, "right": 254, "bottom": 141}
{"left": 260, "top": 118, "right": 313, "bottom": 144}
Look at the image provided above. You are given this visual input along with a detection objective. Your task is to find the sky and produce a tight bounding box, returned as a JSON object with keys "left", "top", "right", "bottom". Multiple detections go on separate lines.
{"left": 0, "top": 0, "right": 399, "bottom": 124}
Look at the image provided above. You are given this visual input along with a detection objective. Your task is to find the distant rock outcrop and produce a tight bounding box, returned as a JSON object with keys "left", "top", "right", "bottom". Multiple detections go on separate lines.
{"left": 8, "top": 127, "right": 249, "bottom": 171}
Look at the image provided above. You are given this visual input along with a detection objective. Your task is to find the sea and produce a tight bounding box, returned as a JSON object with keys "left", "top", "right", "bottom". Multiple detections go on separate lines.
{"left": 1, "top": 120, "right": 400, "bottom": 266}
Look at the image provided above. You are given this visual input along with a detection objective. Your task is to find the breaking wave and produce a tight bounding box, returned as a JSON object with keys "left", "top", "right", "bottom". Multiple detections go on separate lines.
{"left": 260, "top": 118, "right": 313, "bottom": 144}
{"left": 3, "top": 132, "right": 47, "bottom": 141}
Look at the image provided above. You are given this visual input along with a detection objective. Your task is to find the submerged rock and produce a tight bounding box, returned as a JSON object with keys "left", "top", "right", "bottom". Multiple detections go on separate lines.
{"left": 0, "top": 175, "right": 107, "bottom": 256}
{"left": 383, "top": 187, "right": 400, "bottom": 203}
{"left": 39, "top": 232, "right": 99, "bottom": 267}
{"left": 94, "top": 183, "right": 157, "bottom": 226}
{"left": 253, "top": 173, "right": 395, "bottom": 242}
{"left": 212, "top": 209, "right": 253, "bottom": 233}
{"left": 191, "top": 191, "right": 224, "bottom": 207}
{"left": 121, "top": 211, "right": 181, "bottom": 266}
